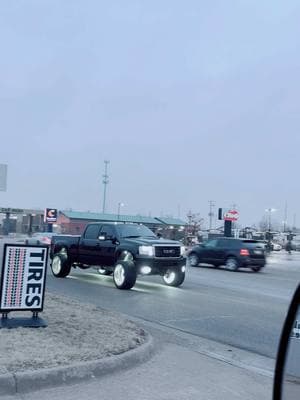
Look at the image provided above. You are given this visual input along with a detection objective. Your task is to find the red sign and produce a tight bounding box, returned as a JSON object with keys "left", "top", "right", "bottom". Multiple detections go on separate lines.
{"left": 223, "top": 210, "right": 239, "bottom": 222}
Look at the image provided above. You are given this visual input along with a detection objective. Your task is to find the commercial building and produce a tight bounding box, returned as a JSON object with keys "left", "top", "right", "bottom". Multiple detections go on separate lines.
{"left": 57, "top": 210, "right": 186, "bottom": 239}
{"left": 0, "top": 207, "right": 186, "bottom": 239}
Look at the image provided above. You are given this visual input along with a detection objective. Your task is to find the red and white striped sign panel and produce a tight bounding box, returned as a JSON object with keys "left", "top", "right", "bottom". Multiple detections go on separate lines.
{"left": 0, "top": 244, "right": 48, "bottom": 312}
{"left": 223, "top": 210, "right": 239, "bottom": 222}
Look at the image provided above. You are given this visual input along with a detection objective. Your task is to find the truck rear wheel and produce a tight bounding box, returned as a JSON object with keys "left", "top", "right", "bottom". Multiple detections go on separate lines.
{"left": 162, "top": 268, "right": 185, "bottom": 287}
{"left": 113, "top": 261, "right": 137, "bottom": 290}
{"left": 51, "top": 254, "right": 71, "bottom": 278}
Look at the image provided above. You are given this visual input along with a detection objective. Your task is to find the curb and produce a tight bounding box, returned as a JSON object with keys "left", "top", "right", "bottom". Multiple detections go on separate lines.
{"left": 0, "top": 332, "right": 154, "bottom": 395}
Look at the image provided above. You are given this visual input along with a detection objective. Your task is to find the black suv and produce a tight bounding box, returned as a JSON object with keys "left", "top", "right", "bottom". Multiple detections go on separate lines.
{"left": 188, "top": 238, "right": 266, "bottom": 272}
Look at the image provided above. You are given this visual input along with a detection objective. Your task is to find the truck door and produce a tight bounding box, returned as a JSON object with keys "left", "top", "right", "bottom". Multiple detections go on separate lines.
{"left": 78, "top": 224, "right": 102, "bottom": 265}
{"left": 99, "top": 225, "right": 118, "bottom": 266}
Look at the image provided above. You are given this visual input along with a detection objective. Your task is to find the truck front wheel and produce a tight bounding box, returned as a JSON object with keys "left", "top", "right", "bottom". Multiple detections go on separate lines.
{"left": 162, "top": 268, "right": 185, "bottom": 287}
{"left": 51, "top": 254, "right": 71, "bottom": 278}
{"left": 113, "top": 261, "right": 137, "bottom": 290}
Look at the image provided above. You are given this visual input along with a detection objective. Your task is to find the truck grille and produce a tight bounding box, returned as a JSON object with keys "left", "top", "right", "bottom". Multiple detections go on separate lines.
{"left": 154, "top": 246, "right": 181, "bottom": 258}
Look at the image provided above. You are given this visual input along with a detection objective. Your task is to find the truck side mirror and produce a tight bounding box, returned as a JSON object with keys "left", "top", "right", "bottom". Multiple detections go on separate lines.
{"left": 273, "top": 284, "right": 300, "bottom": 399}
{"left": 98, "top": 235, "right": 106, "bottom": 241}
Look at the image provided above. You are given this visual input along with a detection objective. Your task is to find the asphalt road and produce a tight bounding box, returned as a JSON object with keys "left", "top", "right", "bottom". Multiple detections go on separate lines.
{"left": 41, "top": 251, "right": 300, "bottom": 359}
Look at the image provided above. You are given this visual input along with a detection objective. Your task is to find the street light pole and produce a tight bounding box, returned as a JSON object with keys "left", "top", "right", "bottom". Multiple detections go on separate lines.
{"left": 265, "top": 208, "right": 276, "bottom": 251}
{"left": 117, "top": 202, "right": 124, "bottom": 220}
{"left": 266, "top": 208, "right": 276, "bottom": 231}
{"left": 102, "top": 160, "right": 110, "bottom": 214}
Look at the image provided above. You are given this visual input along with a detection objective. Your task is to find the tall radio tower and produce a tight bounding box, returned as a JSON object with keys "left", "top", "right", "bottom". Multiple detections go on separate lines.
{"left": 102, "top": 160, "right": 110, "bottom": 214}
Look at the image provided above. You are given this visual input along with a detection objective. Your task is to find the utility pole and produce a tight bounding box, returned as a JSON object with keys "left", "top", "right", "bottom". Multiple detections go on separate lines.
{"left": 293, "top": 213, "right": 296, "bottom": 232}
{"left": 102, "top": 160, "right": 110, "bottom": 214}
{"left": 208, "top": 200, "right": 215, "bottom": 231}
{"left": 283, "top": 201, "right": 288, "bottom": 232}
{"left": 117, "top": 202, "right": 124, "bottom": 220}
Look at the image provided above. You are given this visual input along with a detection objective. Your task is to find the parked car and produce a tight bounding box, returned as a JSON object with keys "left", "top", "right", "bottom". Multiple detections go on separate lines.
{"left": 25, "top": 232, "right": 58, "bottom": 246}
{"left": 188, "top": 238, "right": 266, "bottom": 272}
{"left": 291, "top": 240, "right": 300, "bottom": 251}
{"left": 272, "top": 242, "right": 282, "bottom": 251}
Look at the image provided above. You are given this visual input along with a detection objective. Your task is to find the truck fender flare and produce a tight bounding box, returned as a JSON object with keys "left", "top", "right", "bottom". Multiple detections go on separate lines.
{"left": 54, "top": 244, "right": 68, "bottom": 257}
{"left": 117, "top": 250, "right": 134, "bottom": 262}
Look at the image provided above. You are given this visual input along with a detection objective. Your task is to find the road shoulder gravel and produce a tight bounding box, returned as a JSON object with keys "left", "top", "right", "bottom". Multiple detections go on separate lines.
{"left": 0, "top": 292, "right": 154, "bottom": 395}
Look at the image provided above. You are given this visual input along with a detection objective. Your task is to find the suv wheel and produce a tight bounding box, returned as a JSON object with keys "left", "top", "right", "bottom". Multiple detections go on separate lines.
{"left": 51, "top": 254, "right": 71, "bottom": 278}
{"left": 162, "top": 269, "right": 185, "bottom": 287}
{"left": 188, "top": 253, "right": 199, "bottom": 267}
{"left": 113, "top": 261, "right": 137, "bottom": 290}
{"left": 225, "top": 257, "right": 239, "bottom": 271}
{"left": 98, "top": 267, "right": 112, "bottom": 276}
{"left": 251, "top": 266, "right": 262, "bottom": 272}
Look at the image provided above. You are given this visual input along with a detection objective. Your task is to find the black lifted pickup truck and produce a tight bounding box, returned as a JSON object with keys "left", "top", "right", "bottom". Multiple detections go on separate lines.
{"left": 50, "top": 223, "right": 186, "bottom": 290}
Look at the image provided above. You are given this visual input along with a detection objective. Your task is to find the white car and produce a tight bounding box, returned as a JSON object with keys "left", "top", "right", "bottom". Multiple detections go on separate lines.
{"left": 25, "top": 232, "right": 57, "bottom": 246}
{"left": 272, "top": 242, "right": 282, "bottom": 251}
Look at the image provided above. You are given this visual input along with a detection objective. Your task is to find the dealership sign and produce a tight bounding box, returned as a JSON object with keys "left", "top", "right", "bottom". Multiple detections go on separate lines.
{"left": 44, "top": 208, "right": 58, "bottom": 223}
{"left": 223, "top": 210, "right": 239, "bottom": 222}
{"left": 0, "top": 244, "right": 48, "bottom": 314}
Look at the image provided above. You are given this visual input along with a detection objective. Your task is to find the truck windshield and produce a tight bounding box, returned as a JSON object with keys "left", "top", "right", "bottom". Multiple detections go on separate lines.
{"left": 117, "top": 225, "right": 156, "bottom": 238}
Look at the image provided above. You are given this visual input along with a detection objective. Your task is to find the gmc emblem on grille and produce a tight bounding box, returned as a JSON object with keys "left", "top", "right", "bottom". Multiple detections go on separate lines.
{"left": 163, "top": 249, "right": 175, "bottom": 254}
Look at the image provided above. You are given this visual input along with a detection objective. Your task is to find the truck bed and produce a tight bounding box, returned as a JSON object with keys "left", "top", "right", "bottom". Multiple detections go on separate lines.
{"left": 50, "top": 234, "right": 81, "bottom": 260}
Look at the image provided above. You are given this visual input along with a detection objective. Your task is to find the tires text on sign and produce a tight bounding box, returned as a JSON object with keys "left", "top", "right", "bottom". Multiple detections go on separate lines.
{"left": 0, "top": 244, "right": 48, "bottom": 312}
{"left": 223, "top": 210, "right": 239, "bottom": 222}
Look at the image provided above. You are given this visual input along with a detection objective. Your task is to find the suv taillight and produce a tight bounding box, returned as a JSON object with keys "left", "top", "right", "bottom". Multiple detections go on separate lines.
{"left": 240, "top": 249, "right": 250, "bottom": 256}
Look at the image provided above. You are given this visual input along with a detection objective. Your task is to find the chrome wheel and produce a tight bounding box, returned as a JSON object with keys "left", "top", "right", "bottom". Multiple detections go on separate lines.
{"left": 114, "top": 264, "right": 125, "bottom": 286}
{"left": 162, "top": 268, "right": 185, "bottom": 287}
{"left": 163, "top": 270, "right": 176, "bottom": 285}
{"left": 52, "top": 255, "right": 62, "bottom": 275}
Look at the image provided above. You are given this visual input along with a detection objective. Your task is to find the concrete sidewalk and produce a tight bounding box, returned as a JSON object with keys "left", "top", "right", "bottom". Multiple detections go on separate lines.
{"left": 1, "top": 340, "right": 273, "bottom": 400}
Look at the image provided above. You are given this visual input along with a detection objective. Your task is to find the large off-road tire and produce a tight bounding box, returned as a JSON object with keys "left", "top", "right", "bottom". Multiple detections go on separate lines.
{"left": 188, "top": 253, "right": 199, "bottom": 267}
{"left": 113, "top": 261, "right": 137, "bottom": 290}
{"left": 162, "top": 268, "right": 185, "bottom": 287}
{"left": 51, "top": 253, "right": 71, "bottom": 278}
{"left": 98, "top": 267, "right": 113, "bottom": 276}
{"left": 225, "top": 257, "right": 239, "bottom": 271}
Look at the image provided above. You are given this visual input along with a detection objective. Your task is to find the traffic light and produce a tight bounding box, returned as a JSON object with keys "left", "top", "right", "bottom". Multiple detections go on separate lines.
{"left": 218, "top": 208, "right": 223, "bottom": 220}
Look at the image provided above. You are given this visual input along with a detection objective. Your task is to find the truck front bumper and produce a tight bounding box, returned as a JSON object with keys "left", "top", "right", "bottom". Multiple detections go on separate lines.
{"left": 135, "top": 256, "right": 186, "bottom": 275}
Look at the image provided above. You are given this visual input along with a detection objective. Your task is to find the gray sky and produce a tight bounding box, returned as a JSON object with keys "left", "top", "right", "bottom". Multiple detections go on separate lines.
{"left": 0, "top": 0, "right": 300, "bottom": 227}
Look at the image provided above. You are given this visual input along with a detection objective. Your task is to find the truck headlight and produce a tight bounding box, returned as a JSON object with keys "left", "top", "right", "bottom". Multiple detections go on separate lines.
{"left": 180, "top": 246, "right": 186, "bottom": 256}
{"left": 139, "top": 246, "right": 154, "bottom": 256}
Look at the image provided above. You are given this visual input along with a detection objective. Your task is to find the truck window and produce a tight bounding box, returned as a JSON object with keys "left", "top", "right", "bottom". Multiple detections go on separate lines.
{"left": 100, "top": 225, "right": 116, "bottom": 239}
{"left": 84, "top": 225, "right": 100, "bottom": 239}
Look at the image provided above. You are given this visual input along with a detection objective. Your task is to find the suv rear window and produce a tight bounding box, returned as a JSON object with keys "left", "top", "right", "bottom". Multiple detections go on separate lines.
{"left": 241, "top": 240, "right": 264, "bottom": 248}
{"left": 217, "top": 239, "right": 239, "bottom": 248}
